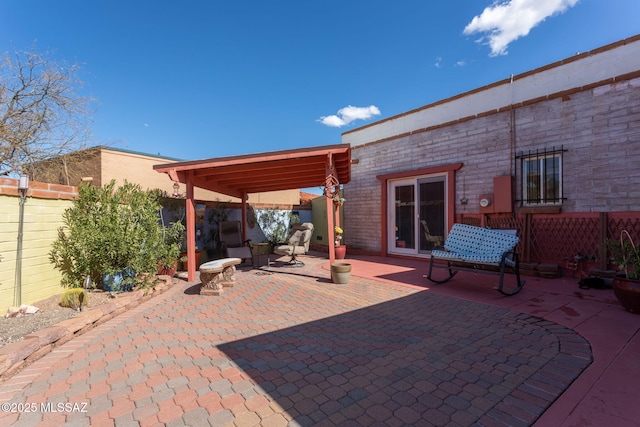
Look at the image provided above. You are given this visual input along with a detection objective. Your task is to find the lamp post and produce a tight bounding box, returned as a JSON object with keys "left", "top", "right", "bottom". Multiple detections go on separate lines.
{"left": 14, "top": 175, "right": 29, "bottom": 306}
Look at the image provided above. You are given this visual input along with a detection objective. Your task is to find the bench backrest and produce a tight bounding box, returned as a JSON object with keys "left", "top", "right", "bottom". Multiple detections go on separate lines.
{"left": 444, "top": 224, "right": 519, "bottom": 258}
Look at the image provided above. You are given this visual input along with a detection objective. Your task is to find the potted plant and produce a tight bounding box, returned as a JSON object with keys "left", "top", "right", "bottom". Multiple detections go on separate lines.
{"left": 334, "top": 226, "right": 346, "bottom": 259}
{"left": 333, "top": 196, "right": 346, "bottom": 207}
{"left": 157, "top": 221, "right": 185, "bottom": 277}
{"left": 607, "top": 230, "right": 640, "bottom": 313}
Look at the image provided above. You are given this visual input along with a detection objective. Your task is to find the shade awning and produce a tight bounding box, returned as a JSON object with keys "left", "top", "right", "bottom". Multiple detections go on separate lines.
{"left": 153, "top": 143, "right": 351, "bottom": 198}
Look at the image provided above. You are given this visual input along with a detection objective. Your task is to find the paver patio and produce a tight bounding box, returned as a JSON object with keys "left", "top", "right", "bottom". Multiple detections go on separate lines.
{"left": 0, "top": 252, "right": 635, "bottom": 426}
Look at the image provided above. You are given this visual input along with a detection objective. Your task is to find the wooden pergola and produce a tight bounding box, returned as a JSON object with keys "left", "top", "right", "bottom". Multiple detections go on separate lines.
{"left": 153, "top": 144, "right": 351, "bottom": 281}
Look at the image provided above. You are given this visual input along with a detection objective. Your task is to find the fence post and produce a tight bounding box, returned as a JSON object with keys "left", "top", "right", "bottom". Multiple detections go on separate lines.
{"left": 599, "top": 212, "right": 608, "bottom": 269}
{"left": 523, "top": 213, "right": 531, "bottom": 262}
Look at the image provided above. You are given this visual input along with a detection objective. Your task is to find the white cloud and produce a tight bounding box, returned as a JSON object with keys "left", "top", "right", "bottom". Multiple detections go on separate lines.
{"left": 318, "top": 105, "right": 381, "bottom": 128}
{"left": 434, "top": 56, "right": 442, "bottom": 68}
{"left": 463, "top": 0, "right": 579, "bottom": 56}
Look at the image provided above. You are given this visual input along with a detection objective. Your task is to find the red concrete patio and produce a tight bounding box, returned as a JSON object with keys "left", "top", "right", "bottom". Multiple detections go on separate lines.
{"left": 0, "top": 252, "right": 637, "bottom": 426}
{"left": 343, "top": 255, "right": 640, "bottom": 427}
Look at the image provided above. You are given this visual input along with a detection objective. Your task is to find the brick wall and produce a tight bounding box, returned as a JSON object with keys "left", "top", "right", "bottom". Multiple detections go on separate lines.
{"left": 0, "top": 178, "right": 77, "bottom": 311}
{"left": 517, "top": 78, "right": 640, "bottom": 212}
{"left": 346, "top": 75, "right": 640, "bottom": 254}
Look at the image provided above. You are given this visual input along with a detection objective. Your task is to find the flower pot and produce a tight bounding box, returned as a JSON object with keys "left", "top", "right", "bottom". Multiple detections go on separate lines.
{"left": 102, "top": 268, "right": 135, "bottom": 292}
{"left": 613, "top": 275, "right": 640, "bottom": 314}
{"left": 335, "top": 245, "right": 347, "bottom": 260}
{"left": 157, "top": 263, "right": 177, "bottom": 277}
{"left": 331, "top": 262, "right": 351, "bottom": 284}
{"left": 179, "top": 250, "right": 202, "bottom": 271}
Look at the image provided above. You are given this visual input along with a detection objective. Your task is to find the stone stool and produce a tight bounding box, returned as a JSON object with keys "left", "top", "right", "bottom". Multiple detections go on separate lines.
{"left": 199, "top": 258, "right": 242, "bottom": 296}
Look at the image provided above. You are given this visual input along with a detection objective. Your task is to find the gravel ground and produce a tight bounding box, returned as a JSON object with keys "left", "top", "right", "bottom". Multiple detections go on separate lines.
{"left": 0, "top": 291, "right": 115, "bottom": 348}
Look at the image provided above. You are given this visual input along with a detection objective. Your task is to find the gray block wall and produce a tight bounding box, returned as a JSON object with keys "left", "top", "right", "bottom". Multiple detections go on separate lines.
{"left": 346, "top": 76, "right": 640, "bottom": 253}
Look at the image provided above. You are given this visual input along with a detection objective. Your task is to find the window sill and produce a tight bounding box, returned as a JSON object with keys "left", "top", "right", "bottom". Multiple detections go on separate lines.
{"left": 516, "top": 205, "right": 562, "bottom": 214}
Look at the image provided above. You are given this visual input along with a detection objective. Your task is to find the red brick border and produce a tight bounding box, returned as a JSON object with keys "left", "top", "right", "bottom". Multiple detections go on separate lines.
{"left": 0, "top": 177, "right": 77, "bottom": 200}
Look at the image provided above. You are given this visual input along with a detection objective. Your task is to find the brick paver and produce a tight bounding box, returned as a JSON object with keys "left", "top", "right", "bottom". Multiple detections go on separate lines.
{"left": 0, "top": 256, "right": 591, "bottom": 426}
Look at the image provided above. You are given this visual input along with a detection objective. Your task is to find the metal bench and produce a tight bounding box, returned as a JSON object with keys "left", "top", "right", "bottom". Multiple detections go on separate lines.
{"left": 426, "top": 223, "right": 525, "bottom": 296}
{"left": 199, "top": 258, "right": 242, "bottom": 295}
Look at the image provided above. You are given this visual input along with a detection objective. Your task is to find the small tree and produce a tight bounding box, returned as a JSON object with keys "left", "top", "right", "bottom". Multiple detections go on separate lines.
{"left": 0, "top": 46, "right": 93, "bottom": 177}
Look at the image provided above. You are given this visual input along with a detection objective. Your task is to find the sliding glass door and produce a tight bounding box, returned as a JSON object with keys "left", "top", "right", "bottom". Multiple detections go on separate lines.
{"left": 389, "top": 175, "right": 446, "bottom": 256}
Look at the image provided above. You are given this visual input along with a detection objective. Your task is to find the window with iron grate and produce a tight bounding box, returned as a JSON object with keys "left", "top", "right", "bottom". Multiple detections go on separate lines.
{"left": 516, "top": 146, "right": 567, "bottom": 206}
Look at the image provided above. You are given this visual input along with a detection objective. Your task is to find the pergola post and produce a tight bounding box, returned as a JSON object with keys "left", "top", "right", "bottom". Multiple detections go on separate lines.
{"left": 241, "top": 192, "right": 248, "bottom": 243}
{"left": 326, "top": 192, "right": 335, "bottom": 265}
{"left": 186, "top": 171, "right": 196, "bottom": 282}
{"left": 325, "top": 153, "right": 340, "bottom": 266}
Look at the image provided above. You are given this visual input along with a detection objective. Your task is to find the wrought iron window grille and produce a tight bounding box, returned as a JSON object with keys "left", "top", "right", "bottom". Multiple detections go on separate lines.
{"left": 515, "top": 146, "right": 568, "bottom": 205}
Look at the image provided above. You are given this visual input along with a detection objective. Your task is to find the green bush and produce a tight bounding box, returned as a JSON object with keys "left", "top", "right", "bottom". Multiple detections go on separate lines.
{"left": 50, "top": 180, "right": 166, "bottom": 288}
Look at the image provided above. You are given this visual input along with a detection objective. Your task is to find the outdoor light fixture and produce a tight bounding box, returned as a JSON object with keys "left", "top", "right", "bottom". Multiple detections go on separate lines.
{"left": 172, "top": 182, "right": 180, "bottom": 198}
{"left": 18, "top": 175, "right": 29, "bottom": 194}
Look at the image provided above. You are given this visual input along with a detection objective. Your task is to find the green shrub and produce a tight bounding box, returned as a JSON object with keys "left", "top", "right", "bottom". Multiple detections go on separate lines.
{"left": 50, "top": 180, "right": 166, "bottom": 288}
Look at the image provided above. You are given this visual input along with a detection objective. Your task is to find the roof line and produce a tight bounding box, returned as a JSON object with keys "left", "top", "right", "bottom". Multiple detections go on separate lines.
{"left": 153, "top": 143, "right": 349, "bottom": 172}
{"left": 342, "top": 33, "right": 640, "bottom": 136}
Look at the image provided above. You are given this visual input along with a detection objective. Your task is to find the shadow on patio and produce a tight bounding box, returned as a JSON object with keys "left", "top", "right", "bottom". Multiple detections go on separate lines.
{"left": 216, "top": 271, "right": 591, "bottom": 426}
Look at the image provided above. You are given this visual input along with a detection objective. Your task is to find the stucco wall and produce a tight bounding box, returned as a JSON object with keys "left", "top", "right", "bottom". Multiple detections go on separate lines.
{"left": 101, "top": 149, "right": 300, "bottom": 205}
{"left": 0, "top": 178, "right": 77, "bottom": 311}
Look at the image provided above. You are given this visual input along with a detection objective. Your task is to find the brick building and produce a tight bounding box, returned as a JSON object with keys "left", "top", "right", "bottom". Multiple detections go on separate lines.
{"left": 342, "top": 35, "right": 640, "bottom": 268}
{"left": 26, "top": 146, "right": 300, "bottom": 205}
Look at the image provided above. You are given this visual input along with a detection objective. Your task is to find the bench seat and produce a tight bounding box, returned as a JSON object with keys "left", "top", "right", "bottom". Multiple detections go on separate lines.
{"left": 199, "top": 258, "right": 242, "bottom": 295}
{"left": 426, "top": 223, "right": 525, "bottom": 295}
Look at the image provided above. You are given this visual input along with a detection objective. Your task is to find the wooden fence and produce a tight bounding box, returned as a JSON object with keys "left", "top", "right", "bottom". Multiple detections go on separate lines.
{"left": 458, "top": 212, "right": 640, "bottom": 271}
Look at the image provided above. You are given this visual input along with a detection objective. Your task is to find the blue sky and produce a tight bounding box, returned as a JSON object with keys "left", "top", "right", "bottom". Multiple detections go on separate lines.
{"left": 1, "top": 0, "right": 639, "bottom": 164}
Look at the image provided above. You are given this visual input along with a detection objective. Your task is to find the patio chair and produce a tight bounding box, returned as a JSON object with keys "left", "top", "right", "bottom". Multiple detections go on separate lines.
{"left": 273, "top": 222, "right": 314, "bottom": 267}
{"left": 420, "top": 220, "right": 443, "bottom": 248}
{"left": 219, "top": 221, "right": 254, "bottom": 266}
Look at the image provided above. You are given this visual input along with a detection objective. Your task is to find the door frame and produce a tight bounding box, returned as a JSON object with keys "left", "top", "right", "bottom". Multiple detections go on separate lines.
{"left": 377, "top": 162, "right": 463, "bottom": 257}
{"left": 387, "top": 174, "right": 447, "bottom": 256}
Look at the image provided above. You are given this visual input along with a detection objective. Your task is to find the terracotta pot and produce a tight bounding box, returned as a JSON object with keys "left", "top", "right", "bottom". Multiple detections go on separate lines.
{"left": 335, "top": 245, "right": 347, "bottom": 260}
{"left": 178, "top": 250, "right": 202, "bottom": 271}
{"left": 157, "top": 263, "right": 177, "bottom": 277}
{"left": 331, "top": 262, "right": 351, "bottom": 284}
{"left": 613, "top": 275, "right": 640, "bottom": 314}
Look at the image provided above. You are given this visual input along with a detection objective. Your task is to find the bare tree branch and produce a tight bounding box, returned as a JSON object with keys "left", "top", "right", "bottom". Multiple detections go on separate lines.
{"left": 0, "top": 46, "right": 94, "bottom": 177}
